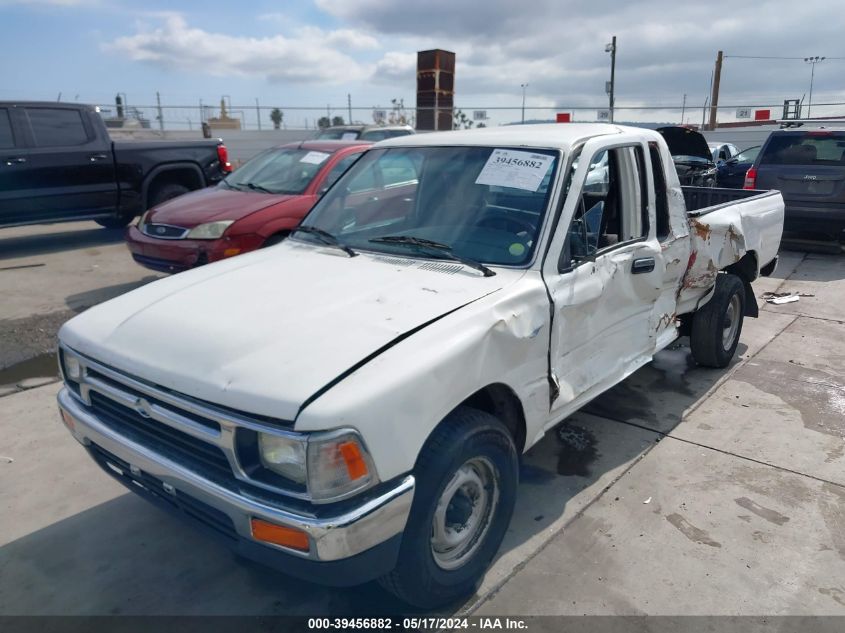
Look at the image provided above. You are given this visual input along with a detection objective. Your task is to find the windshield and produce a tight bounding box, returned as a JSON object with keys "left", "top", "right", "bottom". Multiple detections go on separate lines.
{"left": 299, "top": 146, "right": 559, "bottom": 267}
{"left": 221, "top": 148, "right": 335, "bottom": 194}
{"left": 734, "top": 146, "right": 760, "bottom": 163}
{"left": 315, "top": 128, "right": 361, "bottom": 140}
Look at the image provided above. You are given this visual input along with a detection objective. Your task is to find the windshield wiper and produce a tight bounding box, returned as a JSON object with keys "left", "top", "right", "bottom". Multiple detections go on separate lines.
{"left": 369, "top": 235, "right": 495, "bottom": 277}
{"left": 237, "top": 182, "right": 274, "bottom": 194}
{"left": 292, "top": 225, "right": 357, "bottom": 257}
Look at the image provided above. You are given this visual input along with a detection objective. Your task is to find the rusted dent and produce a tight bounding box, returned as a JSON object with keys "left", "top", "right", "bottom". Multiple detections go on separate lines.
{"left": 656, "top": 312, "right": 676, "bottom": 330}
{"left": 691, "top": 219, "right": 711, "bottom": 241}
{"left": 682, "top": 261, "right": 718, "bottom": 289}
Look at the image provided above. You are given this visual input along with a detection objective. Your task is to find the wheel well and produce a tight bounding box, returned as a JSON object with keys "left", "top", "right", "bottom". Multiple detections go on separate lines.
{"left": 724, "top": 251, "right": 760, "bottom": 317}
{"left": 724, "top": 251, "right": 758, "bottom": 283}
{"left": 461, "top": 384, "right": 527, "bottom": 453}
{"left": 145, "top": 167, "right": 204, "bottom": 207}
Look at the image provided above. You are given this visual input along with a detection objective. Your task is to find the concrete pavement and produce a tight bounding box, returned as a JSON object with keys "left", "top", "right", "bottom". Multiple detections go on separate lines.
{"left": 473, "top": 252, "right": 845, "bottom": 616}
{"left": 1, "top": 250, "right": 842, "bottom": 616}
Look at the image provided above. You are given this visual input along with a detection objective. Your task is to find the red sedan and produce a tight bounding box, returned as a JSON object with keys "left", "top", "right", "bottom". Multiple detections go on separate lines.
{"left": 126, "top": 140, "right": 370, "bottom": 273}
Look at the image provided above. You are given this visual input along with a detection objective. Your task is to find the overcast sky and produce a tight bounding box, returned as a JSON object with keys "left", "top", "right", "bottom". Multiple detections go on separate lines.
{"left": 2, "top": 0, "right": 843, "bottom": 127}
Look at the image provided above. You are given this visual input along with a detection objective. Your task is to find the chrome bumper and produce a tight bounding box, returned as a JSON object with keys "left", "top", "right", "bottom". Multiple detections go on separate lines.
{"left": 57, "top": 387, "right": 414, "bottom": 562}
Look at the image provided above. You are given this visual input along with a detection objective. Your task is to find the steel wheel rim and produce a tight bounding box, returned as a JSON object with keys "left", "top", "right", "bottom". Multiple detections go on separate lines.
{"left": 722, "top": 294, "right": 741, "bottom": 350}
{"left": 430, "top": 456, "right": 500, "bottom": 571}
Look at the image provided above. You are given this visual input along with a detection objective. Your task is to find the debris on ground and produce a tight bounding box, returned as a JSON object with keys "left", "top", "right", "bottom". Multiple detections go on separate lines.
{"left": 643, "top": 497, "right": 652, "bottom": 504}
{"left": 762, "top": 291, "right": 815, "bottom": 305}
{"left": 0, "top": 456, "right": 13, "bottom": 464}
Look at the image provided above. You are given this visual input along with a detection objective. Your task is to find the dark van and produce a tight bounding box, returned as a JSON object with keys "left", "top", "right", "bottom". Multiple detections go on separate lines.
{"left": 746, "top": 128, "right": 845, "bottom": 237}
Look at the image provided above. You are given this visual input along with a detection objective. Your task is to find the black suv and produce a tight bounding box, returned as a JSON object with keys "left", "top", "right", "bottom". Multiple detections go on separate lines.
{"left": 747, "top": 128, "right": 845, "bottom": 237}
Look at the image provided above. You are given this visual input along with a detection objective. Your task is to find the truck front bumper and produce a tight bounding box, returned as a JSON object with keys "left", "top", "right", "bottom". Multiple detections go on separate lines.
{"left": 57, "top": 388, "right": 415, "bottom": 586}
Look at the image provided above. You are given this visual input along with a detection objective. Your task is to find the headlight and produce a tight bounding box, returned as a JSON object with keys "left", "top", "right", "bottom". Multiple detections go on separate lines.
{"left": 186, "top": 221, "right": 234, "bottom": 239}
{"left": 137, "top": 211, "right": 151, "bottom": 228}
{"left": 257, "top": 430, "right": 377, "bottom": 501}
{"left": 258, "top": 434, "right": 307, "bottom": 484}
{"left": 60, "top": 349, "right": 83, "bottom": 382}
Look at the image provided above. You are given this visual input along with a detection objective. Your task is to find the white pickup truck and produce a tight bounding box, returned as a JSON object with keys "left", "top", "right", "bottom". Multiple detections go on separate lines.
{"left": 57, "top": 124, "right": 784, "bottom": 608}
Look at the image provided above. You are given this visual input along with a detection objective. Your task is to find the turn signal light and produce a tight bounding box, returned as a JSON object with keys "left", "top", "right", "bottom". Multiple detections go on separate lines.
{"left": 222, "top": 248, "right": 241, "bottom": 258}
{"left": 250, "top": 518, "right": 310, "bottom": 552}
{"left": 60, "top": 409, "right": 75, "bottom": 431}
{"left": 339, "top": 441, "right": 369, "bottom": 481}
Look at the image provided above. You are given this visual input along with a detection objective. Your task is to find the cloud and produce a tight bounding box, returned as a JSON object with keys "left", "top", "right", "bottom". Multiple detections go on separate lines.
{"left": 104, "top": 14, "right": 370, "bottom": 84}
{"left": 316, "top": 0, "right": 845, "bottom": 108}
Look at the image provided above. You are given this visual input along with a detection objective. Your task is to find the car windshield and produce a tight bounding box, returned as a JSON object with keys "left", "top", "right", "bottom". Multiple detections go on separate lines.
{"left": 760, "top": 132, "right": 845, "bottom": 166}
{"left": 674, "top": 155, "right": 711, "bottom": 165}
{"left": 734, "top": 146, "right": 760, "bottom": 163}
{"left": 315, "top": 128, "right": 361, "bottom": 140}
{"left": 221, "top": 148, "right": 334, "bottom": 194}
{"left": 298, "top": 146, "right": 559, "bottom": 267}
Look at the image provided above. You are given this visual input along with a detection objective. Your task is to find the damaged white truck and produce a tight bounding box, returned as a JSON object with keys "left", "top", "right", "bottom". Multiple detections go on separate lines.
{"left": 57, "top": 124, "right": 784, "bottom": 608}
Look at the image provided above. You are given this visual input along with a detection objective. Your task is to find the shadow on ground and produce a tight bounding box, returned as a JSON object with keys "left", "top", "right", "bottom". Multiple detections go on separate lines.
{"left": 0, "top": 226, "right": 125, "bottom": 261}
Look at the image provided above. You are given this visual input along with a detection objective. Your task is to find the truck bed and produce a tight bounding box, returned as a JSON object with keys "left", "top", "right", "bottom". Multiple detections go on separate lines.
{"left": 679, "top": 186, "right": 785, "bottom": 307}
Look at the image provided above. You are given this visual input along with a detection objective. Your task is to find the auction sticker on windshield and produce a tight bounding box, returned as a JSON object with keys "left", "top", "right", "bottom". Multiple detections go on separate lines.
{"left": 300, "top": 151, "right": 331, "bottom": 165}
{"left": 475, "top": 149, "right": 554, "bottom": 191}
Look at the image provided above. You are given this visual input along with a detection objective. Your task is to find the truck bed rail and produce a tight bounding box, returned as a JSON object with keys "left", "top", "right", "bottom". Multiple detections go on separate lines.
{"left": 683, "top": 186, "right": 778, "bottom": 217}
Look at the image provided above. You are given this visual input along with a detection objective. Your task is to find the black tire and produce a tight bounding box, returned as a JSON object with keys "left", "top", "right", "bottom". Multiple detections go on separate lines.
{"left": 95, "top": 213, "right": 135, "bottom": 229}
{"left": 690, "top": 273, "right": 745, "bottom": 368}
{"left": 148, "top": 183, "right": 190, "bottom": 209}
{"left": 262, "top": 232, "right": 288, "bottom": 248}
{"left": 379, "top": 407, "right": 518, "bottom": 609}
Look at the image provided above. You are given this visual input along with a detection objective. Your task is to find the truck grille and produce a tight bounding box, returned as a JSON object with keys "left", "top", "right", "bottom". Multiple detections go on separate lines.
{"left": 89, "top": 391, "right": 234, "bottom": 484}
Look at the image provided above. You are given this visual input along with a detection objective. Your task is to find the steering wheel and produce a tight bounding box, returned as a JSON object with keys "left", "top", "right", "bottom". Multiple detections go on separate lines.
{"left": 476, "top": 212, "right": 537, "bottom": 237}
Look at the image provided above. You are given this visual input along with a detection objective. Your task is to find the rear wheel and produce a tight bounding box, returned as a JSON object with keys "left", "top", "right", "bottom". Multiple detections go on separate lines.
{"left": 690, "top": 273, "right": 745, "bottom": 368}
{"left": 379, "top": 407, "right": 518, "bottom": 609}
{"left": 148, "top": 183, "right": 189, "bottom": 209}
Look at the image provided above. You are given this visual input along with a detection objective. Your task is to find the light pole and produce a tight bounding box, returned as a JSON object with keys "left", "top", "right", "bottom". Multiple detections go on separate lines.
{"left": 803, "top": 56, "right": 826, "bottom": 118}
{"left": 605, "top": 36, "right": 616, "bottom": 123}
{"left": 520, "top": 83, "right": 528, "bottom": 124}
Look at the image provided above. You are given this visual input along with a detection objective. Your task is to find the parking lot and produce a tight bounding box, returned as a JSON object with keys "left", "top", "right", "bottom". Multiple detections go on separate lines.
{"left": 1, "top": 221, "right": 843, "bottom": 616}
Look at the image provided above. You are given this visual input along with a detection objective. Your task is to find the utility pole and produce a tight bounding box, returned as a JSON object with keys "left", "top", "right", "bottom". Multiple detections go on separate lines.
{"left": 520, "top": 83, "right": 528, "bottom": 124}
{"left": 804, "top": 56, "right": 826, "bottom": 118}
{"left": 606, "top": 36, "right": 617, "bottom": 123}
{"left": 708, "top": 50, "right": 723, "bottom": 131}
{"left": 347, "top": 93, "right": 353, "bottom": 124}
{"left": 681, "top": 93, "right": 687, "bottom": 125}
{"left": 255, "top": 98, "right": 261, "bottom": 131}
{"left": 156, "top": 91, "right": 164, "bottom": 132}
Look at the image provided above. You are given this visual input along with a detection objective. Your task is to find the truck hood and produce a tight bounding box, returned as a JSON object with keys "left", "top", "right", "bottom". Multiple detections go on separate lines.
{"left": 148, "top": 186, "right": 302, "bottom": 228}
{"left": 656, "top": 126, "right": 713, "bottom": 162}
{"left": 60, "top": 242, "right": 516, "bottom": 422}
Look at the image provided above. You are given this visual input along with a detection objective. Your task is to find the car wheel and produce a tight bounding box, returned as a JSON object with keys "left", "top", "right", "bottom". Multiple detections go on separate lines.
{"left": 690, "top": 273, "right": 745, "bottom": 368}
{"left": 379, "top": 406, "right": 518, "bottom": 609}
{"left": 95, "top": 213, "right": 136, "bottom": 229}
{"left": 148, "top": 183, "right": 190, "bottom": 209}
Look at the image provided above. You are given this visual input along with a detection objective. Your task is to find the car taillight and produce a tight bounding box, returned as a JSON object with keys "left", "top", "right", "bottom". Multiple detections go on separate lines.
{"left": 743, "top": 167, "right": 757, "bottom": 190}
{"left": 217, "top": 144, "right": 232, "bottom": 173}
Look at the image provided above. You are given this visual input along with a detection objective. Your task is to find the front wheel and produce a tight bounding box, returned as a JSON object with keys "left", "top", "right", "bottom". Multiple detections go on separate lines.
{"left": 379, "top": 407, "right": 518, "bottom": 609}
{"left": 690, "top": 273, "right": 746, "bottom": 368}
